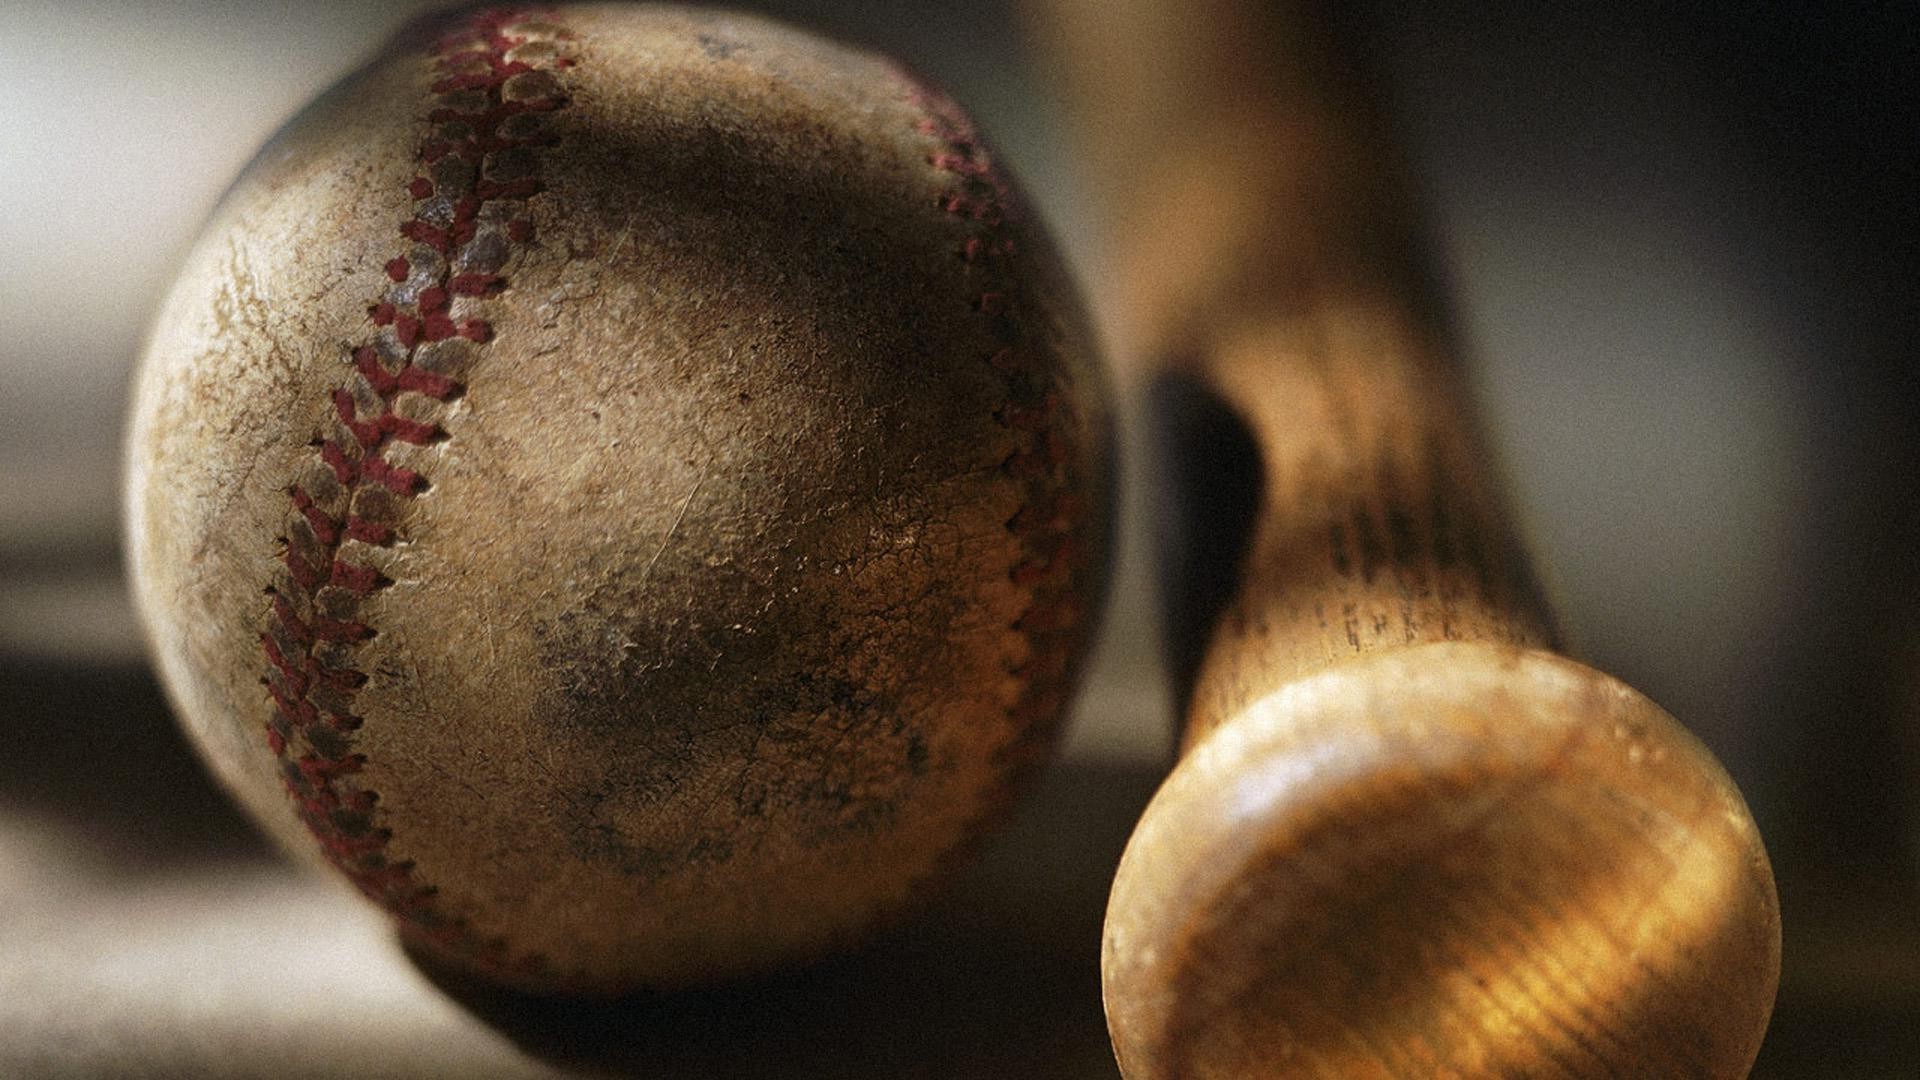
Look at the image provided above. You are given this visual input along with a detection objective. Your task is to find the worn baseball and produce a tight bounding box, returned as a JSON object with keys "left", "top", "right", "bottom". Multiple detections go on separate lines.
{"left": 125, "top": 3, "right": 1107, "bottom": 992}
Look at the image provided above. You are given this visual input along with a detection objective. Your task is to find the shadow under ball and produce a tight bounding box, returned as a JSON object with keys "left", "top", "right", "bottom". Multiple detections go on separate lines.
{"left": 124, "top": 4, "right": 1108, "bottom": 993}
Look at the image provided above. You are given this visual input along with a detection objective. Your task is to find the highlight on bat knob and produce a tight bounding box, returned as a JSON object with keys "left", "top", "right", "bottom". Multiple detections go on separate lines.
{"left": 1102, "top": 642, "right": 1780, "bottom": 1079}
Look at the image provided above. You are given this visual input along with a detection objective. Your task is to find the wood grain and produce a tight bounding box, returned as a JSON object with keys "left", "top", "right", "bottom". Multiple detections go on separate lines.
{"left": 1033, "top": 0, "right": 1781, "bottom": 1074}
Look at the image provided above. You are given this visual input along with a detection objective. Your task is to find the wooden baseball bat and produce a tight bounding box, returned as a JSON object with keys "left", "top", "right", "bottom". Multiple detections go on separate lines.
{"left": 1030, "top": 0, "right": 1781, "bottom": 1075}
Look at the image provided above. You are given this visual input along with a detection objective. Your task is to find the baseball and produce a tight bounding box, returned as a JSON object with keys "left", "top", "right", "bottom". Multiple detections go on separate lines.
{"left": 125, "top": 3, "right": 1107, "bottom": 992}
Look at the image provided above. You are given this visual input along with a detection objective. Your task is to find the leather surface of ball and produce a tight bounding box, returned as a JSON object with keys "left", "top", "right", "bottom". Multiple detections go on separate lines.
{"left": 124, "top": 2, "right": 1108, "bottom": 991}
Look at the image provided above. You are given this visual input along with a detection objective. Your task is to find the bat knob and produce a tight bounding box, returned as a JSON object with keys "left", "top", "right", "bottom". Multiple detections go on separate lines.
{"left": 1103, "top": 642, "right": 1779, "bottom": 1078}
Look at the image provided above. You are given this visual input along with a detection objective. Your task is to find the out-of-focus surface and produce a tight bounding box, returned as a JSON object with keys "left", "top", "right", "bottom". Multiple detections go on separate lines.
{"left": 2, "top": 0, "right": 1915, "bottom": 1075}
{"left": 0, "top": 660, "right": 1155, "bottom": 1078}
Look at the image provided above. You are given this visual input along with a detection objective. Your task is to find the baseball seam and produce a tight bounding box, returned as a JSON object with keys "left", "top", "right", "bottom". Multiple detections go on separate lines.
{"left": 907, "top": 85, "right": 1087, "bottom": 765}
{"left": 255, "top": 24, "right": 1082, "bottom": 981}
{"left": 257, "top": 5, "right": 574, "bottom": 980}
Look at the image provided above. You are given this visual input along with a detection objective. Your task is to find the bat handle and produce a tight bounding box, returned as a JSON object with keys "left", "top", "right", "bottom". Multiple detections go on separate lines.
{"left": 1040, "top": 0, "right": 1559, "bottom": 744}
{"left": 1162, "top": 292, "right": 1560, "bottom": 753}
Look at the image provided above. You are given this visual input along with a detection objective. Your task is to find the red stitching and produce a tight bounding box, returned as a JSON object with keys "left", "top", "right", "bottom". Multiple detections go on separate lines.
{"left": 289, "top": 487, "right": 340, "bottom": 544}
{"left": 319, "top": 439, "right": 356, "bottom": 484}
{"left": 907, "top": 82, "right": 1089, "bottom": 767}
{"left": 449, "top": 272, "right": 505, "bottom": 296}
{"left": 328, "top": 558, "right": 387, "bottom": 595}
{"left": 257, "top": 5, "right": 571, "bottom": 982}
{"left": 344, "top": 516, "right": 396, "bottom": 546}
{"left": 282, "top": 544, "right": 323, "bottom": 591}
{"left": 269, "top": 593, "right": 310, "bottom": 640}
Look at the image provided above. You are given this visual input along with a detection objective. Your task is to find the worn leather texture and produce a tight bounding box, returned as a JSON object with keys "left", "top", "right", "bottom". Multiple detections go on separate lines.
{"left": 125, "top": 3, "right": 1108, "bottom": 991}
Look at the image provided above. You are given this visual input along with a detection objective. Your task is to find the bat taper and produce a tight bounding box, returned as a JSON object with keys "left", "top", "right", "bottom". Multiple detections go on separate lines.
{"left": 1031, "top": 0, "right": 1782, "bottom": 1075}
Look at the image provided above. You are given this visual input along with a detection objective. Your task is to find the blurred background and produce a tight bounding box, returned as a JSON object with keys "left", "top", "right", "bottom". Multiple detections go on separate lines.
{"left": 1, "top": 0, "right": 1913, "bottom": 1075}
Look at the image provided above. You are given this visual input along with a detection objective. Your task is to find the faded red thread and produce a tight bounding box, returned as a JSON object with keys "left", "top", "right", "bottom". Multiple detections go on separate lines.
{"left": 907, "top": 81, "right": 1088, "bottom": 769}
{"left": 258, "top": 5, "right": 572, "bottom": 981}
